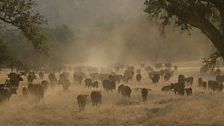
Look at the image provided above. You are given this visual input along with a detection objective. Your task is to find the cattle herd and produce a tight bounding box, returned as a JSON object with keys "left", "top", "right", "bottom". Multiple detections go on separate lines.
{"left": 0, "top": 62, "right": 223, "bottom": 112}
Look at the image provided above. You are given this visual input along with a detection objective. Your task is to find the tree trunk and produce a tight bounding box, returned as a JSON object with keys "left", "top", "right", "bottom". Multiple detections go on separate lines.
{"left": 199, "top": 19, "right": 224, "bottom": 59}
{"left": 179, "top": 14, "right": 224, "bottom": 59}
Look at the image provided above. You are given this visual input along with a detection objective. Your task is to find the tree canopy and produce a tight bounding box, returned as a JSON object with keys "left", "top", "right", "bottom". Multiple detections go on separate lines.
{"left": 0, "top": 0, "right": 47, "bottom": 54}
{"left": 144, "top": 0, "right": 224, "bottom": 71}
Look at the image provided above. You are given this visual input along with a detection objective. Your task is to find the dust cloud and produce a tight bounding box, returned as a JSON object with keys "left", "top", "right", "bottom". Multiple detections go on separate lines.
{"left": 36, "top": 0, "right": 213, "bottom": 66}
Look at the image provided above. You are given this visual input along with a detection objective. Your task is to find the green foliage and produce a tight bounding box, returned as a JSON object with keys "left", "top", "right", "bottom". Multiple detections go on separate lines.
{"left": 0, "top": 37, "right": 9, "bottom": 64}
{"left": 144, "top": 0, "right": 224, "bottom": 32}
{"left": 0, "top": 0, "right": 47, "bottom": 54}
{"left": 3, "top": 25, "right": 74, "bottom": 70}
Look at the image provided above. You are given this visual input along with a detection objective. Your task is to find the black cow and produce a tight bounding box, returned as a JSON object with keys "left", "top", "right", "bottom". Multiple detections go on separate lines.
{"left": 77, "top": 94, "right": 88, "bottom": 111}
{"left": 119, "top": 85, "right": 132, "bottom": 98}
{"left": 207, "top": 80, "right": 224, "bottom": 92}
{"left": 198, "top": 77, "right": 203, "bottom": 87}
{"left": 0, "top": 84, "right": 12, "bottom": 103}
{"left": 202, "top": 81, "right": 207, "bottom": 90}
{"left": 85, "top": 78, "right": 92, "bottom": 88}
{"left": 177, "top": 75, "right": 185, "bottom": 95}
{"left": 28, "top": 84, "right": 44, "bottom": 104}
{"left": 90, "top": 91, "right": 102, "bottom": 106}
{"left": 163, "top": 75, "right": 185, "bottom": 95}
{"left": 171, "top": 83, "right": 184, "bottom": 95}
{"left": 136, "top": 74, "right": 142, "bottom": 82}
{"left": 151, "top": 74, "right": 160, "bottom": 84}
{"left": 41, "top": 80, "right": 49, "bottom": 92}
{"left": 7, "top": 73, "right": 23, "bottom": 94}
{"left": 208, "top": 80, "right": 219, "bottom": 91}
{"left": 27, "top": 72, "right": 36, "bottom": 83}
{"left": 185, "top": 88, "right": 192, "bottom": 96}
{"left": 141, "top": 88, "right": 148, "bottom": 102}
{"left": 102, "top": 80, "right": 116, "bottom": 91}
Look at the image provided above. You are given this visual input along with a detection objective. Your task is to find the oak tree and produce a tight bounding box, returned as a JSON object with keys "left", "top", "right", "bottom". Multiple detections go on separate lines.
{"left": 0, "top": 0, "right": 47, "bottom": 54}
{"left": 144, "top": 0, "right": 224, "bottom": 71}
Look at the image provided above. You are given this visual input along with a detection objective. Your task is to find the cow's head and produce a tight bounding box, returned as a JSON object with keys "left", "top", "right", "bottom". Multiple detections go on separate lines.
{"left": 16, "top": 74, "right": 23, "bottom": 81}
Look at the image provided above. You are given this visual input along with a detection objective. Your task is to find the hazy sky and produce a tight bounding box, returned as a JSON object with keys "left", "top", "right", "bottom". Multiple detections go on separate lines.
{"left": 37, "top": 0, "right": 145, "bottom": 27}
{"left": 35, "top": 0, "right": 213, "bottom": 64}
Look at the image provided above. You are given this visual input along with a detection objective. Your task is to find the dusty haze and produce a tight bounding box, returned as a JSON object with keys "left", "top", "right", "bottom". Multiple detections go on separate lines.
{"left": 0, "top": 1, "right": 222, "bottom": 126}
{"left": 35, "top": 0, "right": 214, "bottom": 65}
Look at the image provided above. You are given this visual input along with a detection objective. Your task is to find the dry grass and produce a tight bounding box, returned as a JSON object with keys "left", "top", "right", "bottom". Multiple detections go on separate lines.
{"left": 0, "top": 63, "right": 223, "bottom": 126}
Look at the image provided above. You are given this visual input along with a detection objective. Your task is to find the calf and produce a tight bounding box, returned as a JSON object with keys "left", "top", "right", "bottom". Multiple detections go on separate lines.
{"left": 92, "top": 81, "right": 99, "bottom": 88}
{"left": 85, "top": 78, "right": 92, "bottom": 88}
{"left": 136, "top": 74, "right": 142, "bottom": 82}
{"left": 202, "top": 81, "right": 207, "bottom": 90}
{"left": 198, "top": 77, "right": 203, "bottom": 87}
{"left": 141, "top": 88, "right": 148, "bottom": 102}
{"left": 185, "top": 88, "right": 192, "bottom": 96}
{"left": 77, "top": 94, "right": 88, "bottom": 111}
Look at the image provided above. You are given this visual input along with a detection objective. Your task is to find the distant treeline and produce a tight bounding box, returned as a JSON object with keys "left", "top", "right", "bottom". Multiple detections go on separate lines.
{"left": 0, "top": 24, "right": 74, "bottom": 70}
